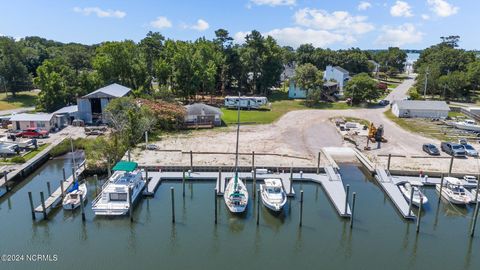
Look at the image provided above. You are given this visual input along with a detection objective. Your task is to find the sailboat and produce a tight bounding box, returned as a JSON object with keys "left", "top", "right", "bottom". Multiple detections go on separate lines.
{"left": 224, "top": 93, "right": 249, "bottom": 213}
{"left": 62, "top": 182, "right": 87, "bottom": 210}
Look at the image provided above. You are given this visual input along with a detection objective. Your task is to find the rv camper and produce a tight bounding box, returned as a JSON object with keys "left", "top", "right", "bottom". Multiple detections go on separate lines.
{"left": 224, "top": 96, "right": 268, "bottom": 110}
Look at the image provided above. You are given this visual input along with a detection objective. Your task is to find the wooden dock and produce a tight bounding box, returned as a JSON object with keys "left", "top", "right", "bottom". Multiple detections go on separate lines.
{"left": 143, "top": 172, "right": 162, "bottom": 196}
{"left": 392, "top": 175, "right": 442, "bottom": 186}
{"left": 374, "top": 168, "right": 415, "bottom": 220}
{"left": 34, "top": 160, "right": 86, "bottom": 213}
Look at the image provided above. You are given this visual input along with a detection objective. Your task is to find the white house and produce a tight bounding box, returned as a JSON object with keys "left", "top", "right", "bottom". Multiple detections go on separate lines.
{"left": 184, "top": 103, "right": 222, "bottom": 126}
{"left": 323, "top": 65, "right": 350, "bottom": 93}
{"left": 77, "top": 83, "right": 131, "bottom": 124}
{"left": 10, "top": 113, "right": 55, "bottom": 131}
{"left": 392, "top": 100, "right": 450, "bottom": 119}
{"left": 288, "top": 80, "right": 307, "bottom": 99}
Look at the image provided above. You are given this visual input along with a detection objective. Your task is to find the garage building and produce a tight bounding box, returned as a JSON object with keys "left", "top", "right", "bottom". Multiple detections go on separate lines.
{"left": 392, "top": 100, "right": 450, "bottom": 119}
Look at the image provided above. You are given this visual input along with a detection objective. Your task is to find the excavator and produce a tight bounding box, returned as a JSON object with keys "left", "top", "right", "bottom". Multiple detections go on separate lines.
{"left": 365, "top": 123, "right": 388, "bottom": 150}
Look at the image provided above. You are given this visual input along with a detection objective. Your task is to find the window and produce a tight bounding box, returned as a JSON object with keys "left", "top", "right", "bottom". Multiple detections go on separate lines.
{"left": 109, "top": 193, "right": 127, "bottom": 201}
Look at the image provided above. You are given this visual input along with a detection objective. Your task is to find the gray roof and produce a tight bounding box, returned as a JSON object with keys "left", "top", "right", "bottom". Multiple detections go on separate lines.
{"left": 10, "top": 113, "right": 54, "bottom": 122}
{"left": 82, "top": 83, "right": 131, "bottom": 99}
{"left": 395, "top": 100, "right": 450, "bottom": 111}
{"left": 53, "top": 105, "right": 78, "bottom": 114}
{"left": 324, "top": 81, "right": 338, "bottom": 87}
{"left": 334, "top": 66, "right": 349, "bottom": 74}
{"left": 185, "top": 103, "right": 222, "bottom": 116}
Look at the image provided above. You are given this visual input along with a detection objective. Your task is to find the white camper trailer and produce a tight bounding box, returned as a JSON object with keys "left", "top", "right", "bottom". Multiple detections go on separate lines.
{"left": 224, "top": 96, "right": 268, "bottom": 110}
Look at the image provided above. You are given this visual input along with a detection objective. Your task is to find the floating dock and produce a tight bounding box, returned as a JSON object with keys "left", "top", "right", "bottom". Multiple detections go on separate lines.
{"left": 34, "top": 160, "right": 86, "bottom": 213}
{"left": 374, "top": 168, "right": 415, "bottom": 220}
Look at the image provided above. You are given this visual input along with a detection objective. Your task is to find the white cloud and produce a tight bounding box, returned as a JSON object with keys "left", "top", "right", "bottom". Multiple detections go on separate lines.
{"left": 390, "top": 1, "right": 413, "bottom": 17}
{"left": 249, "top": 0, "right": 296, "bottom": 6}
{"left": 421, "top": 14, "right": 430, "bottom": 20}
{"left": 294, "top": 8, "right": 374, "bottom": 34}
{"left": 427, "top": 0, "right": 459, "bottom": 17}
{"left": 265, "top": 27, "right": 353, "bottom": 48}
{"left": 73, "top": 7, "right": 126, "bottom": 18}
{"left": 376, "top": 23, "right": 423, "bottom": 47}
{"left": 358, "top": 1, "right": 372, "bottom": 11}
{"left": 150, "top": 16, "right": 172, "bottom": 29}
{"left": 190, "top": 19, "right": 210, "bottom": 31}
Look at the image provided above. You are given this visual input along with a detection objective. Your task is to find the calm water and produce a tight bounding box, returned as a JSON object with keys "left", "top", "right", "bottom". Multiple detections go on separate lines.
{"left": 0, "top": 159, "right": 479, "bottom": 270}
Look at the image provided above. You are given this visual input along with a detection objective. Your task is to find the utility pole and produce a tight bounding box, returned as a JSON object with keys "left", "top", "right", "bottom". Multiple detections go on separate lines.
{"left": 423, "top": 66, "right": 429, "bottom": 99}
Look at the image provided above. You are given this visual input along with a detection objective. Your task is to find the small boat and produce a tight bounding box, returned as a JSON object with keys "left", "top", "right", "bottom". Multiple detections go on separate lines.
{"left": 468, "top": 189, "right": 480, "bottom": 203}
{"left": 461, "top": 175, "right": 478, "bottom": 189}
{"left": 62, "top": 182, "right": 87, "bottom": 210}
{"left": 454, "top": 120, "right": 480, "bottom": 132}
{"left": 436, "top": 177, "right": 471, "bottom": 205}
{"left": 224, "top": 176, "right": 249, "bottom": 213}
{"left": 260, "top": 178, "right": 287, "bottom": 212}
{"left": 398, "top": 182, "right": 428, "bottom": 207}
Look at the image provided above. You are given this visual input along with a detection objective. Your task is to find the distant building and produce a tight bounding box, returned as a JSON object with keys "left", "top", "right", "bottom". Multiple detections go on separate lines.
{"left": 10, "top": 113, "right": 55, "bottom": 131}
{"left": 392, "top": 100, "right": 450, "bottom": 119}
{"left": 77, "top": 83, "right": 131, "bottom": 124}
{"left": 288, "top": 80, "right": 307, "bottom": 99}
{"left": 288, "top": 80, "right": 339, "bottom": 100}
{"left": 323, "top": 65, "right": 350, "bottom": 93}
{"left": 53, "top": 105, "right": 79, "bottom": 128}
{"left": 184, "top": 103, "right": 222, "bottom": 126}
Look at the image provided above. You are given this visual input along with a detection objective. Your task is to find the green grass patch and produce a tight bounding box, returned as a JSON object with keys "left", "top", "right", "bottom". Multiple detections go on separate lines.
{"left": 448, "top": 110, "right": 466, "bottom": 118}
{"left": 0, "top": 91, "right": 38, "bottom": 111}
{"left": 49, "top": 138, "right": 89, "bottom": 157}
{"left": 23, "top": 143, "right": 50, "bottom": 161}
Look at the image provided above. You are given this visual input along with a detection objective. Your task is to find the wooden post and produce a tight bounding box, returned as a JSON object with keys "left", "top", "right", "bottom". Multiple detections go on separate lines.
{"left": 416, "top": 197, "right": 423, "bottom": 233}
{"left": 299, "top": 190, "right": 304, "bottom": 227}
{"left": 289, "top": 167, "right": 293, "bottom": 195}
{"left": 128, "top": 186, "right": 133, "bottom": 222}
{"left": 344, "top": 184, "right": 350, "bottom": 215}
{"left": 214, "top": 188, "right": 217, "bottom": 224}
{"left": 256, "top": 189, "right": 260, "bottom": 226}
{"left": 127, "top": 149, "right": 131, "bottom": 162}
{"left": 40, "top": 191, "right": 47, "bottom": 220}
{"left": 471, "top": 198, "right": 480, "bottom": 237}
{"left": 46, "top": 182, "right": 51, "bottom": 197}
{"left": 448, "top": 156, "right": 454, "bottom": 176}
{"left": 253, "top": 169, "right": 256, "bottom": 198}
{"left": 438, "top": 174, "right": 444, "bottom": 203}
{"left": 71, "top": 167, "right": 76, "bottom": 183}
{"left": 182, "top": 169, "right": 186, "bottom": 197}
{"left": 145, "top": 170, "right": 149, "bottom": 187}
{"left": 62, "top": 167, "right": 67, "bottom": 182}
{"left": 80, "top": 194, "right": 86, "bottom": 221}
{"left": 217, "top": 167, "right": 222, "bottom": 193}
{"left": 408, "top": 187, "right": 414, "bottom": 217}
{"left": 171, "top": 187, "right": 175, "bottom": 223}
{"left": 474, "top": 175, "right": 480, "bottom": 204}
{"left": 251, "top": 151, "right": 255, "bottom": 171}
{"left": 60, "top": 180, "right": 64, "bottom": 199}
{"left": 350, "top": 192, "right": 356, "bottom": 228}
{"left": 190, "top": 150, "right": 193, "bottom": 172}
{"left": 145, "top": 131, "right": 148, "bottom": 150}
{"left": 317, "top": 152, "right": 321, "bottom": 174}
{"left": 387, "top": 154, "right": 392, "bottom": 171}
{"left": 4, "top": 172, "right": 8, "bottom": 192}
{"left": 28, "top": 192, "right": 35, "bottom": 220}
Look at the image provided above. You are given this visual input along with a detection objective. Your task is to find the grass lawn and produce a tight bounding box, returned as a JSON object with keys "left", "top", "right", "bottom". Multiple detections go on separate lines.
{"left": 448, "top": 110, "right": 466, "bottom": 118}
{"left": 0, "top": 91, "right": 38, "bottom": 111}
{"left": 221, "top": 91, "right": 364, "bottom": 125}
{"left": 23, "top": 143, "right": 50, "bottom": 161}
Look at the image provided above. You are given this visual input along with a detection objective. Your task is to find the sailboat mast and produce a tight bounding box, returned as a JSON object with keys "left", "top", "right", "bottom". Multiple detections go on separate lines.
{"left": 234, "top": 92, "right": 241, "bottom": 180}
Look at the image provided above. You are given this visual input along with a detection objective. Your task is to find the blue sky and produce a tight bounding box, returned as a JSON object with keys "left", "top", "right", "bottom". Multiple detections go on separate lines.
{"left": 0, "top": 0, "right": 476, "bottom": 49}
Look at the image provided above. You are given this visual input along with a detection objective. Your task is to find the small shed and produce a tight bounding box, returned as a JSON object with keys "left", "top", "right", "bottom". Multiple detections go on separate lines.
{"left": 10, "top": 113, "right": 55, "bottom": 131}
{"left": 184, "top": 103, "right": 222, "bottom": 127}
{"left": 53, "top": 105, "right": 79, "bottom": 128}
{"left": 392, "top": 100, "right": 450, "bottom": 119}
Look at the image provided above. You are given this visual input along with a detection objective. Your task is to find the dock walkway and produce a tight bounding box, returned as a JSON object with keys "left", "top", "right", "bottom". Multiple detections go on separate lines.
{"left": 374, "top": 168, "right": 415, "bottom": 220}
{"left": 34, "top": 160, "right": 86, "bottom": 213}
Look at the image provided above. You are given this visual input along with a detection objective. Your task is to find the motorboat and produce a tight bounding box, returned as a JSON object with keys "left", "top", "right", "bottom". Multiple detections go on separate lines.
{"left": 92, "top": 161, "right": 145, "bottom": 216}
{"left": 461, "top": 175, "right": 478, "bottom": 189}
{"left": 454, "top": 120, "right": 480, "bottom": 132}
{"left": 398, "top": 182, "right": 428, "bottom": 207}
{"left": 436, "top": 177, "right": 471, "bottom": 205}
{"left": 62, "top": 182, "right": 87, "bottom": 210}
{"left": 465, "top": 189, "right": 480, "bottom": 203}
{"left": 260, "top": 178, "right": 287, "bottom": 212}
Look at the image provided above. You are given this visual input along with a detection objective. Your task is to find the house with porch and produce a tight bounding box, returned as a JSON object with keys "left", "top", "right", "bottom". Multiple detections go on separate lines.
{"left": 323, "top": 65, "right": 350, "bottom": 94}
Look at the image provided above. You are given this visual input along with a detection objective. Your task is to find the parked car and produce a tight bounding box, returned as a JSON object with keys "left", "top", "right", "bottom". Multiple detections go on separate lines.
{"left": 146, "top": 144, "right": 158, "bottom": 150}
{"left": 462, "top": 144, "right": 478, "bottom": 156}
{"left": 15, "top": 128, "right": 49, "bottom": 138}
{"left": 422, "top": 143, "right": 440, "bottom": 155}
{"left": 378, "top": 100, "right": 390, "bottom": 106}
{"left": 441, "top": 142, "right": 467, "bottom": 157}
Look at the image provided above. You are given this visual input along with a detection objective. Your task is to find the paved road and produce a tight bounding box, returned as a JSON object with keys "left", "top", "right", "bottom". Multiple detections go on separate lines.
{"left": 0, "top": 107, "right": 35, "bottom": 116}
{"left": 384, "top": 74, "right": 416, "bottom": 103}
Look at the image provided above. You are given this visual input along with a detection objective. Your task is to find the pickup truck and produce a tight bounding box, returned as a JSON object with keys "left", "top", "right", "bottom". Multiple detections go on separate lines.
{"left": 15, "top": 128, "right": 49, "bottom": 138}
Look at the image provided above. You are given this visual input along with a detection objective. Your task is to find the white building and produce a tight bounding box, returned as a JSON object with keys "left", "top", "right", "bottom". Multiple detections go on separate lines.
{"left": 288, "top": 80, "right": 307, "bottom": 99}
{"left": 323, "top": 65, "right": 350, "bottom": 92}
{"left": 10, "top": 113, "right": 55, "bottom": 131}
{"left": 77, "top": 83, "right": 131, "bottom": 124}
{"left": 392, "top": 100, "right": 450, "bottom": 119}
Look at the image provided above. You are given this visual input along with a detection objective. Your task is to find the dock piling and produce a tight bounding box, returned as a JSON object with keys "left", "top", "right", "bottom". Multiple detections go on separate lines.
{"left": 289, "top": 167, "right": 293, "bottom": 195}
{"left": 190, "top": 150, "right": 193, "bottom": 172}
{"left": 182, "top": 170, "right": 186, "bottom": 197}
{"left": 387, "top": 154, "right": 392, "bottom": 171}
{"left": 46, "top": 182, "right": 51, "bottom": 197}
{"left": 80, "top": 194, "right": 86, "bottom": 222}
{"left": 252, "top": 151, "right": 255, "bottom": 171}
{"left": 299, "top": 190, "right": 304, "bottom": 227}
{"left": 256, "top": 189, "right": 260, "bottom": 226}
{"left": 4, "top": 172, "right": 8, "bottom": 192}
{"left": 416, "top": 197, "right": 423, "bottom": 233}
{"left": 350, "top": 192, "right": 356, "bottom": 228}
{"left": 344, "top": 184, "right": 350, "bottom": 215}
{"left": 448, "top": 156, "right": 454, "bottom": 176}
{"left": 408, "top": 188, "right": 414, "bottom": 217}
{"left": 214, "top": 188, "right": 217, "bottom": 224}
{"left": 62, "top": 167, "right": 66, "bottom": 182}
{"left": 60, "top": 180, "right": 64, "bottom": 199}
{"left": 317, "top": 152, "right": 321, "bottom": 174}
{"left": 40, "top": 191, "right": 47, "bottom": 220}
{"left": 28, "top": 192, "right": 35, "bottom": 220}
{"left": 217, "top": 168, "right": 221, "bottom": 193}
{"left": 71, "top": 167, "right": 76, "bottom": 183}
{"left": 471, "top": 198, "right": 479, "bottom": 237}
{"left": 128, "top": 186, "right": 133, "bottom": 222}
{"left": 253, "top": 169, "right": 256, "bottom": 198}
{"left": 145, "top": 169, "right": 149, "bottom": 186}
{"left": 438, "top": 174, "right": 444, "bottom": 203}
{"left": 171, "top": 187, "right": 175, "bottom": 223}
{"left": 94, "top": 174, "right": 98, "bottom": 197}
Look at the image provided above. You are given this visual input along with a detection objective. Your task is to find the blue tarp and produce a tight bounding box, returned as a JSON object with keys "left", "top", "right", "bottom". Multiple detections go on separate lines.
{"left": 67, "top": 182, "right": 79, "bottom": 193}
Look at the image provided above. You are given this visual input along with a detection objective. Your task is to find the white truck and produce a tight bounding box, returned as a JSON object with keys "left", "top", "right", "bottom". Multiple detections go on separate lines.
{"left": 224, "top": 96, "right": 269, "bottom": 110}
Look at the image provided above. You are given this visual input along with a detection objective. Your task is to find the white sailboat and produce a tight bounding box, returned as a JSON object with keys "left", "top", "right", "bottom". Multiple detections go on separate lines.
{"left": 224, "top": 93, "right": 249, "bottom": 213}
{"left": 62, "top": 182, "right": 87, "bottom": 210}
{"left": 398, "top": 182, "right": 428, "bottom": 207}
{"left": 436, "top": 177, "right": 471, "bottom": 205}
{"left": 260, "top": 178, "right": 287, "bottom": 212}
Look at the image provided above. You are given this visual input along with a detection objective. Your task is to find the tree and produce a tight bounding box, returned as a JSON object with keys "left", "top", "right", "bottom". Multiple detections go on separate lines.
{"left": 293, "top": 63, "right": 324, "bottom": 106}
{"left": 0, "top": 37, "right": 31, "bottom": 96}
{"left": 140, "top": 31, "right": 165, "bottom": 77}
{"left": 344, "top": 73, "right": 380, "bottom": 104}
{"left": 438, "top": 71, "right": 470, "bottom": 100}
{"left": 33, "top": 58, "right": 73, "bottom": 111}
{"left": 440, "top": 35, "right": 460, "bottom": 48}
{"left": 467, "top": 61, "right": 480, "bottom": 91}
{"left": 375, "top": 47, "right": 407, "bottom": 75}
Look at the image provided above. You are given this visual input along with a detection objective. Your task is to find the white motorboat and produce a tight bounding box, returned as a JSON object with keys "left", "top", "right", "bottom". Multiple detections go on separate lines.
{"left": 62, "top": 182, "right": 87, "bottom": 210}
{"left": 92, "top": 161, "right": 145, "bottom": 216}
{"left": 436, "top": 177, "right": 471, "bottom": 205}
{"left": 398, "top": 182, "right": 428, "bottom": 207}
{"left": 465, "top": 189, "right": 480, "bottom": 204}
{"left": 260, "top": 178, "right": 287, "bottom": 212}
{"left": 461, "top": 175, "right": 478, "bottom": 189}
{"left": 223, "top": 92, "right": 249, "bottom": 214}
{"left": 454, "top": 120, "right": 480, "bottom": 132}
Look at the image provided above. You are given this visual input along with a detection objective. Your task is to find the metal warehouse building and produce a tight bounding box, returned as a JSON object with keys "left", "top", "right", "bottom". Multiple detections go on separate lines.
{"left": 392, "top": 100, "right": 450, "bottom": 119}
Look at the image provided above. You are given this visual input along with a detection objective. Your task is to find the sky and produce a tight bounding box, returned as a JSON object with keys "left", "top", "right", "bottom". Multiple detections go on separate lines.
{"left": 0, "top": 0, "right": 477, "bottom": 50}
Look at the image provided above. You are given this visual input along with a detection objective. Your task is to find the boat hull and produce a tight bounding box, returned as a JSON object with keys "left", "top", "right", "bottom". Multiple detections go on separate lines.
{"left": 260, "top": 184, "right": 287, "bottom": 212}
{"left": 436, "top": 184, "right": 471, "bottom": 205}
{"left": 223, "top": 178, "right": 248, "bottom": 213}
{"left": 62, "top": 183, "right": 87, "bottom": 210}
{"left": 92, "top": 180, "right": 145, "bottom": 216}
{"left": 399, "top": 185, "right": 428, "bottom": 207}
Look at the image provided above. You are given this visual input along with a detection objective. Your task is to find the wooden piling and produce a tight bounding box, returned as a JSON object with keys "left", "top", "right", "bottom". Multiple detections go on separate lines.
{"left": 416, "top": 197, "right": 423, "bottom": 233}
{"left": 46, "top": 182, "right": 51, "bottom": 197}
{"left": 40, "top": 191, "right": 47, "bottom": 220}
{"left": 448, "top": 156, "right": 454, "bottom": 176}
{"left": 350, "top": 192, "right": 356, "bottom": 228}
{"left": 217, "top": 167, "right": 222, "bottom": 193}
{"left": 253, "top": 169, "right": 256, "bottom": 198}
{"left": 4, "top": 172, "right": 8, "bottom": 192}
{"left": 128, "top": 186, "right": 133, "bottom": 222}
{"left": 408, "top": 188, "right": 414, "bottom": 217}
{"left": 289, "top": 167, "right": 293, "bottom": 195}
{"left": 299, "top": 190, "right": 304, "bottom": 227}
{"left": 145, "top": 169, "right": 149, "bottom": 186}
{"left": 317, "top": 152, "right": 321, "bottom": 174}
{"left": 60, "top": 180, "right": 64, "bottom": 199}
{"left": 94, "top": 174, "right": 98, "bottom": 197}
{"left": 471, "top": 198, "right": 480, "bottom": 237}
{"left": 214, "top": 188, "right": 217, "bottom": 224}
{"left": 171, "top": 187, "right": 175, "bottom": 223}
{"left": 71, "top": 167, "right": 76, "bottom": 183}
{"left": 28, "top": 192, "right": 35, "bottom": 220}
{"left": 190, "top": 150, "right": 193, "bottom": 172}
{"left": 62, "top": 167, "right": 66, "bottom": 182}
{"left": 80, "top": 194, "right": 86, "bottom": 221}
{"left": 438, "top": 174, "right": 444, "bottom": 203}
{"left": 256, "top": 189, "right": 260, "bottom": 226}
{"left": 182, "top": 169, "right": 186, "bottom": 197}
{"left": 387, "top": 154, "right": 392, "bottom": 171}
{"left": 252, "top": 151, "right": 255, "bottom": 171}
{"left": 344, "top": 184, "right": 350, "bottom": 215}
